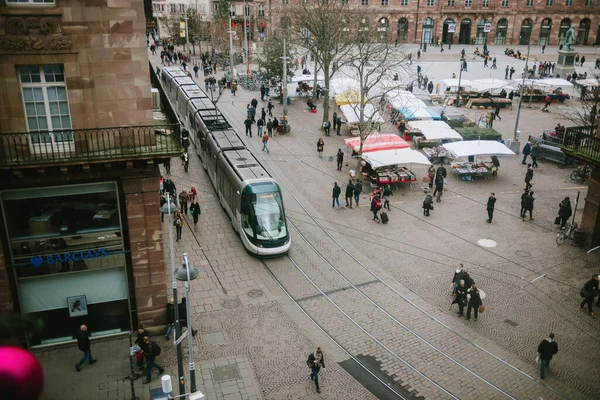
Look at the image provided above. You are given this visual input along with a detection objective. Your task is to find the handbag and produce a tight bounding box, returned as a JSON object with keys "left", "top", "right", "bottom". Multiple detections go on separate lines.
{"left": 478, "top": 305, "right": 485, "bottom": 313}
{"left": 554, "top": 216, "right": 561, "bottom": 225}
{"left": 535, "top": 353, "right": 540, "bottom": 363}
{"left": 580, "top": 288, "right": 590, "bottom": 298}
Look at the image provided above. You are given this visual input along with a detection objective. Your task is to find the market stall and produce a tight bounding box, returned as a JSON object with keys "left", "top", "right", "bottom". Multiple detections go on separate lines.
{"left": 335, "top": 90, "right": 364, "bottom": 106}
{"left": 361, "top": 148, "right": 430, "bottom": 187}
{"left": 330, "top": 78, "right": 361, "bottom": 96}
{"left": 514, "top": 78, "right": 573, "bottom": 102}
{"left": 339, "top": 104, "right": 385, "bottom": 135}
{"left": 344, "top": 133, "right": 410, "bottom": 153}
{"left": 407, "top": 120, "right": 463, "bottom": 151}
{"left": 443, "top": 141, "right": 515, "bottom": 181}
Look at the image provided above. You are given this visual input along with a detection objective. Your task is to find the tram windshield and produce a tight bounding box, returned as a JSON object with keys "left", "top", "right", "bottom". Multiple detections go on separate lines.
{"left": 241, "top": 183, "right": 288, "bottom": 246}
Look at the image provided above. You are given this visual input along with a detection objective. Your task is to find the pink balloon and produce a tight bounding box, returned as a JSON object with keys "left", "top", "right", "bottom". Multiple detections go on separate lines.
{"left": 0, "top": 346, "right": 44, "bottom": 400}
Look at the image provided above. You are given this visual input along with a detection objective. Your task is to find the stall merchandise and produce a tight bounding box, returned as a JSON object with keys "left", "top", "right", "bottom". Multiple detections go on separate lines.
{"left": 335, "top": 90, "right": 365, "bottom": 106}
{"left": 466, "top": 98, "right": 513, "bottom": 109}
{"left": 423, "top": 146, "right": 454, "bottom": 164}
{"left": 450, "top": 162, "right": 494, "bottom": 181}
{"left": 373, "top": 167, "right": 417, "bottom": 185}
{"left": 345, "top": 134, "right": 410, "bottom": 153}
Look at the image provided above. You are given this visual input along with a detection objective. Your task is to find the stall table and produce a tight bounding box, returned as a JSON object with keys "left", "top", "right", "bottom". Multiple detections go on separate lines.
{"left": 369, "top": 167, "right": 417, "bottom": 187}
{"left": 422, "top": 146, "right": 453, "bottom": 164}
{"left": 466, "top": 98, "right": 513, "bottom": 109}
{"left": 451, "top": 162, "right": 495, "bottom": 181}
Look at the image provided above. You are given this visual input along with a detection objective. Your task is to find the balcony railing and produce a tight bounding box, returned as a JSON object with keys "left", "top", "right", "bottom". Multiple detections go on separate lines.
{"left": 561, "top": 126, "right": 600, "bottom": 164}
{"left": 0, "top": 124, "right": 182, "bottom": 168}
{"left": 440, "top": 4, "right": 496, "bottom": 11}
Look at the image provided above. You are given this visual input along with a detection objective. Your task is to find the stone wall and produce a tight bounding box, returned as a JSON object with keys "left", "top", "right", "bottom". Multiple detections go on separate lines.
{"left": 0, "top": 0, "right": 153, "bottom": 133}
{"left": 122, "top": 174, "right": 167, "bottom": 327}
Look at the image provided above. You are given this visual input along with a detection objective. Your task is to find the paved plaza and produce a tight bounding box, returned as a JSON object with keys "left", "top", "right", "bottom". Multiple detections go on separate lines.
{"left": 35, "top": 44, "right": 600, "bottom": 400}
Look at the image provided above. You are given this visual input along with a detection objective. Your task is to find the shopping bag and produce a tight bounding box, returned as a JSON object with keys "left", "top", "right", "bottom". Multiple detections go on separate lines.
{"left": 535, "top": 353, "right": 540, "bottom": 363}
{"left": 554, "top": 216, "right": 561, "bottom": 225}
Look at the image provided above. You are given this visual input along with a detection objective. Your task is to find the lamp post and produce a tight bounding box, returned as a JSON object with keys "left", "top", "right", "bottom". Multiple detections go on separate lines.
{"left": 184, "top": 6, "right": 190, "bottom": 53}
{"left": 175, "top": 253, "right": 199, "bottom": 395}
{"left": 512, "top": 26, "right": 533, "bottom": 147}
{"left": 228, "top": 12, "right": 235, "bottom": 84}
{"left": 456, "top": 56, "right": 466, "bottom": 107}
{"left": 243, "top": 0, "right": 250, "bottom": 74}
{"left": 281, "top": 37, "right": 289, "bottom": 118}
{"left": 160, "top": 194, "right": 186, "bottom": 397}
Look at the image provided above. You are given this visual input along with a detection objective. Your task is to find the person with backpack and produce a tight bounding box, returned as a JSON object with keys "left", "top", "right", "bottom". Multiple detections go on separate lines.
{"left": 142, "top": 336, "right": 164, "bottom": 384}
{"left": 537, "top": 333, "right": 558, "bottom": 379}
{"left": 190, "top": 199, "right": 201, "bottom": 227}
{"left": 579, "top": 274, "right": 598, "bottom": 317}
{"left": 353, "top": 180, "right": 362, "bottom": 206}
{"left": 423, "top": 194, "right": 434, "bottom": 216}
{"left": 382, "top": 184, "right": 392, "bottom": 211}
{"left": 306, "top": 347, "right": 325, "bottom": 393}
{"left": 370, "top": 195, "right": 382, "bottom": 222}
{"left": 332, "top": 182, "right": 341, "bottom": 208}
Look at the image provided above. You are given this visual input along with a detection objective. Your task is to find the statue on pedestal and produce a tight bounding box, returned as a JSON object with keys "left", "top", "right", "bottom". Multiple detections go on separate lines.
{"left": 564, "top": 26, "right": 575, "bottom": 50}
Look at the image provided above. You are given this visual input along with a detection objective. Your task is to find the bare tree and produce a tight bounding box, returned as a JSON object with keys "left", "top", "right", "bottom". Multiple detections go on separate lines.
{"left": 289, "top": 0, "right": 351, "bottom": 124}
{"left": 256, "top": 32, "right": 295, "bottom": 82}
{"left": 558, "top": 74, "right": 600, "bottom": 131}
{"left": 210, "top": 0, "right": 233, "bottom": 54}
{"left": 340, "top": 16, "right": 411, "bottom": 172}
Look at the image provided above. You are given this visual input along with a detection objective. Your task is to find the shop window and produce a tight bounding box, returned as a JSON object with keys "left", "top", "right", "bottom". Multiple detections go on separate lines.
{"left": 546, "top": 0, "right": 553, "bottom": 5}
{"left": 482, "top": 0, "right": 489, "bottom": 5}
{"left": 447, "top": 0, "right": 455, "bottom": 5}
{"left": 526, "top": 0, "right": 533, "bottom": 5}
{"left": 1, "top": 182, "right": 130, "bottom": 346}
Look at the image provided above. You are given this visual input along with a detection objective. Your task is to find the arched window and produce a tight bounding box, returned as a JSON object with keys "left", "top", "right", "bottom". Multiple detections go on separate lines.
{"left": 539, "top": 18, "right": 552, "bottom": 45}
{"left": 578, "top": 18, "right": 591, "bottom": 45}
{"left": 421, "top": 18, "right": 434, "bottom": 45}
{"left": 495, "top": 18, "right": 508, "bottom": 44}
{"left": 397, "top": 18, "right": 409, "bottom": 43}
{"left": 443, "top": 18, "right": 455, "bottom": 45}
{"left": 475, "top": 18, "right": 490, "bottom": 45}
{"left": 378, "top": 17, "right": 390, "bottom": 42}
{"left": 559, "top": 18, "right": 571, "bottom": 45}
{"left": 519, "top": 18, "right": 533, "bottom": 45}
{"left": 459, "top": 18, "right": 471, "bottom": 45}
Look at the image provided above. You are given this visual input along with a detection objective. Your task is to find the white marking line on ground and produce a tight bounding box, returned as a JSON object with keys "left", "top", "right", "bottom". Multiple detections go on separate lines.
{"left": 531, "top": 274, "right": 546, "bottom": 283}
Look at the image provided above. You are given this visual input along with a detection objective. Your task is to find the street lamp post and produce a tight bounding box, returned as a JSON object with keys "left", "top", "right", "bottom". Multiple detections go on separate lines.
{"left": 184, "top": 6, "right": 190, "bottom": 53}
{"left": 228, "top": 14, "right": 235, "bottom": 84}
{"left": 281, "top": 37, "right": 289, "bottom": 118}
{"left": 512, "top": 28, "right": 533, "bottom": 149}
{"left": 243, "top": 0, "right": 250, "bottom": 74}
{"left": 160, "top": 194, "right": 186, "bottom": 397}
{"left": 456, "top": 56, "right": 466, "bottom": 107}
{"left": 175, "top": 254, "right": 199, "bottom": 395}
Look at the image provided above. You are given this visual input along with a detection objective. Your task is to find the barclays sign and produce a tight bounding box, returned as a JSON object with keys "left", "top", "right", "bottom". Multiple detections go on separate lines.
{"left": 30, "top": 249, "right": 109, "bottom": 267}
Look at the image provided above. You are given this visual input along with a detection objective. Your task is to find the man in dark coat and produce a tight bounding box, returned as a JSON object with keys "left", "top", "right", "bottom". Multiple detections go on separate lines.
{"left": 135, "top": 325, "right": 150, "bottom": 368}
{"left": 524, "top": 164, "right": 534, "bottom": 191}
{"left": 306, "top": 347, "right": 325, "bottom": 393}
{"left": 522, "top": 141, "right": 532, "bottom": 164}
{"left": 142, "top": 336, "right": 164, "bottom": 384}
{"left": 244, "top": 118, "right": 253, "bottom": 137}
{"left": 332, "top": 112, "right": 338, "bottom": 130}
{"left": 178, "top": 297, "right": 197, "bottom": 336}
{"left": 522, "top": 191, "right": 535, "bottom": 220}
{"left": 353, "top": 180, "right": 362, "bottom": 206}
{"left": 451, "top": 264, "right": 464, "bottom": 294}
{"left": 452, "top": 280, "right": 468, "bottom": 317}
{"left": 165, "top": 298, "right": 175, "bottom": 339}
{"left": 433, "top": 173, "right": 444, "bottom": 202}
{"left": 486, "top": 193, "right": 496, "bottom": 223}
{"left": 336, "top": 116, "right": 342, "bottom": 135}
{"left": 537, "top": 333, "right": 558, "bottom": 379}
{"left": 345, "top": 180, "right": 355, "bottom": 208}
{"left": 75, "top": 325, "right": 97, "bottom": 372}
{"left": 558, "top": 197, "right": 572, "bottom": 229}
{"left": 579, "top": 274, "right": 598, "bottom": 316}
{"left": 332, "top": 182, "right": 341, "bottom": 207}
{"left": 336, "top": 149, "right": 344, "bottom": 171}
{"left": 466, "top": 285, "right": 482, "bottom": 321}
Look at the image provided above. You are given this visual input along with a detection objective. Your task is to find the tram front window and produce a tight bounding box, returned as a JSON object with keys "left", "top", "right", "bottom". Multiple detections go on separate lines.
{"left": 241, "top": 184, "right": 287, "bottom": 246}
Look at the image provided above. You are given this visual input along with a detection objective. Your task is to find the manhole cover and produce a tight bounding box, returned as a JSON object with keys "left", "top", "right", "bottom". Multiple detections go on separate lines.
{"left": 248, "top": 289, "right": 264, "bottom": 298}
{"left": 222, "top": 299, "right": 241, "bottom": 309}
{"left": 515, "top": 250, "right": 531, "bottom": 257}
{"left": 478, "top": 239, "right": 497, "bottom": 248}
{"left": 212, "top": 363, "right": 241, "bottom": 383}
{"left": 504, "top": 319, "right": 518, "bottom": 327}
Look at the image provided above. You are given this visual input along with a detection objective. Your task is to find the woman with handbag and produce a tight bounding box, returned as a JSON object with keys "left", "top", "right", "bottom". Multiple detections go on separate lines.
{"left": 189, "top": 199, "right": 201, "bottom": 228}
{"left": 466, "top": 285, "right": 483, "bottom": 321}
{"left": 452, "top": 280, "right": 468, "bottom": 317}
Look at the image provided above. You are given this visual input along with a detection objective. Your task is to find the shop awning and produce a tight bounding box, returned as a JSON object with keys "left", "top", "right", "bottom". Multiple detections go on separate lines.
{"left": 362, "top": 148, "right": 431, "bottom": 168}
{"left": 442, "top": 78, "right": 473, "bottom": 88}
{"left": 407, "top": 121, "right": 463, "bottom": 140}
{"left": 335, "top": 90, "right": 365, "bottom": 106}
{"left": 398, "top": 107, "right": 441, "bottom": 121}
{"left": 344, "top": 133, "right": 410, "bottom": 153}
{"left": 443, "top": 140, "right": 515, "bottom": 157}
{"left": 340, "top": 104, "right": 385, "bottom": 124}
{"left": 514, "top": 78, "right": 574, "bottom": 88}
{"left": 469, "top": 78, "right": 512, "bottom": 93}
{"left": 330, "top": 77, "right": 361, "bottom": 96}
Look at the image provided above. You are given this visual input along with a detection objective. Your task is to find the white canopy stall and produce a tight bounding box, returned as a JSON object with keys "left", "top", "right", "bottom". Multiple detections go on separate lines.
{"left": 339, "top": 104, "right": 385, "bottom": 135}
{"left": 407, "top": 121, "right": 463, "bottom": 162}
{"left": 469, "top": 78, "right": 512, "bottom": 94}
{"left": 361, "top": 148, "right": 430, "bottom": 187}
{"left": 443, "top": 141, "right": 515, "bottom": 181}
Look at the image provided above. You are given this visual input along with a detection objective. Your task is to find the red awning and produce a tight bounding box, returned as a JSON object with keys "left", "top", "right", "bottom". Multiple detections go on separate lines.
{"left": 344, "top": 133, "right": 410, "bottom": 153}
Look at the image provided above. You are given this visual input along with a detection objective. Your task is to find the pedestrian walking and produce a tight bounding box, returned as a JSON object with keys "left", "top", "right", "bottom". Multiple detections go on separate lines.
{"left": 466, "top": 285, "right": 482, "bottom": 321}
{"left": 580, "top": 55, "right": 585, "bottom": 67}
{"left": 179, "top": 188, "right": 189, "bottom": 215}
{"left": 370, "top": 195, "right": 382, "bottom": 222}
{"left": 509, "top": 67, "right": 515, "bottom": 79}
{"left": 262, "top": 132, "right": 270, "bottom": 153}
{"left": 74, "top": 325, "right": 97, "bottom": 372}
{"left": 451, "top": 264, "right": 464, "bottom": 294}
{"left": 261, "top": 107, "right": 267, "bottom": 122}
{"left": 266, "top": 119, "right": 273, "bottom": 137}
{"left": 452, "top": 280, "right": 467, "bottom": 317}
{"left": 579, "top": 274, "right": 598, "bottom": 317}
{"left": 323, "top": 120, "right": 331, "bottom": 136}
{"left": 336, "top": 148, "right": 344, "bottom": 171}
{"left": 189, "top": 186, "right": 197, "bottom": 203}
{"left": 332, "top": 112, "right": 338, "bottom": 130}
{"left": 525, "top": 164, "right": 534, "bottom": 191}
{"left": 190, "top": 199, "right": 201, "bottom": 227}
{"left": 493, "top": 104, "right": 501, "bottom": 120}
{"left": 174, "top": 211, "right": 183, "bottom": 241}
{"left": 353, "top": 180, "right": 362, "bottom": 206}
{"left": 332, "top": 182, "right": 341, "bottom": 208}
{"left": 422, "top": 194, "right": 434, "bottom": 216}
{"left": 522, "top": 141, "right": 531, "bottom": 164}
{"left": 505, "top": 65, "right": 509, "bottom": 79}
{"left": 537, "top": 333, "right": 558, "bottom": 379}
{"left": 427, "top": 165, "right": 436, "bottom": 189}
{"left": 164, "top": 298, "right": 175, "bottom": 339}
{"left": 317, "top": 138, "right": 324, "bottom": 158}
{"left": 486, "top": 193, "right": 496, "bottom": 223}
{"left": 244, "top": 117, "right": 252, "bottom": 137}
{"left": 529, "top": 143, "right": 540, "bottom": 168}
{"left": 541, "top": 44, "right": 546, "bottom": 54}
{"left": 433, "top": 173, "right": 444, "bottom": 202}
{"left": 257, "top": 118, "right": 264, "bottom": 137}
{"left": 555, "top": 197, "right": 572, "bottom": 229}
{"left": 267, "top": 100, "right": 274, "bottom": 117}
{"left": 542, "top": 95, "right": 552, "bottom": 112}
{"left": 142, "top": 336, "right": 164, "bottom": 384}
{"left": 345, "top": 180, "right": 354, "bottom": 208}
{"left": 193, "top": 64, "right": 199, "bottom": 78}
{"left": 575, "top": 54, "right": 580, "bottom": 66}
{"left": 484, "top": 57, "right": 488, "bottom": 67}
{"left": 522, "top": 191, "right": 535, "bottom": 220}
{"left": 382, "top": 184, "right": 391, "bottom": 211}
{"left": 260, "top": 84, "right": 266, "bottom": 101}
{"left": 272, "top": 117, "right": 279, "bottom": 135}
{"left": 306, "top": 347, "right": 325, "bottom": 394}
{"left": 427, "top": 81, "right": 434, "bottom": 94}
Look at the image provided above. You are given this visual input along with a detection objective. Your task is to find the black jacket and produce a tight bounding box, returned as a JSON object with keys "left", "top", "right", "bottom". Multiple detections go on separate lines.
{"left": 486, "top": 197, "right": 496, "bottom": 210}
{"left": 135, "top": 329, "right": 150, "bottom": 347}
{"left": 244, "top": 119, "right": 252, "bottom": 128}
{"left": 436, "top": 166, "right": 447, "bottom": 178}
{"left": 452, "top": 269, "right": 464, "bottom": 284}
{"left": 345, "top": 183, "right": 354, "bottom": 197}
{"left": 453, "top": 284, "right": 467, "bottom": 305}
{"left": 522, "top": 143, "right": 531, "bottom": 155}
{"left": 468, "top": 290, "right": 482, "bottom": 307}
{"left": 583, "top": 279, "right": 599, "bottom": 294}
{"left": 76, "top": 329, "right": 91, "bottom": 351}
{"left": 306, "top": 352, "right": 325, "bottom": 368}
{"left": 559, "top": 200, "right": 572, "bottom": 219}
{"left": 337, "top": 151, "right": 344, "bottom": 162}
{"left": 435, "top": 174, "right": 444, "bottom": 189}
{"left": 166, "top": 303, "right": 175, "bottom": 324}
{"left": 537, "top": 339, "right": 558, "bottom": 361}
{"left": 250, "top": 99, "right": 258, "bottom": 108}
{"left": 332, "top": 185, "right": 341, "bottom": 198}
{"left": 178, "top": 301, "right": 188, "bottom": 328}
{"left": 145, "top": 340, "right": 160, "bottom": 360}
{"left": 190, "top": 202, "right": 201, "bottom": 216}
{"left": 523, "top": 194, "right": 535, "bottom": 210}
{"left": 525, "top": 169, "right": 534, "bottom": 182}
{"left": 354, "top": 181, "right": 362, "bottom": 195}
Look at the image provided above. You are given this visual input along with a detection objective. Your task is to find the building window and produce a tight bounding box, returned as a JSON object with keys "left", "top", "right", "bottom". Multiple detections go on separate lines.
{"left": 526, "top": 0, "right": 533, "bottom": 5}
{"left": 465, "top": 0, "right": 472, "bottom": 6}
{"left": 169, "top": 4, "right": 175, "bottom": 12}
{"left": 426, "top": 0, "right": 434, "bottom": 5}
{"left": 400, "top": 0, "right": 408, "bottom": 4}
{"left": 18, "top": 65, "right": 72, "bottom": 143}
{"left": 447, "top": 0, "right": 454, "bottom": 5}
{"left": 178, "top": 4, "right": 184, "bottom": 13}
{"left": 342, "top": 0, "right": 348, "bottom": 4}
{"left": 382, "top": 0, "right": 388, "bottom": 4}
{"left": 257, "top": 4, "right": 264, "bottom": 15}
{"left": 282, "top": 0, "right": 288, "bottom": 4}
{"left": 501, "top": 0, "right": 508, "bottom": 6}
{"left": 584, "top": 0, "right": 592, "bottom": 5}
{"left": 161, "top": 4, "right": 164, "bottom": 11}
{"left": 362, "top": 0, "right": 368, "bottom": 5}
{"left": 482, "top": 0, "right": 489, "bottom": 5}
{"left": 6, "top": 0, "right": 54, "bottom": 4}
{"left": 244, "top": 4, "right": 250, "bottom": 15}
{"left": 565, "top": 0, "right": 572, "bottom": 4}
{"left": 546, "top": 0, "right": 553, "bottom": 4}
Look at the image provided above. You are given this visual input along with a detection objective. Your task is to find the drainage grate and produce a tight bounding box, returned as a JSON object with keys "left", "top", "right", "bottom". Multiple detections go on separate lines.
{"left": 504, "top": 319, "right": 518, "bottom": 327}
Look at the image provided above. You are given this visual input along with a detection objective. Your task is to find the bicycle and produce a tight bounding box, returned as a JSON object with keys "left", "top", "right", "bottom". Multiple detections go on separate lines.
{"left": 556, "top": 221, "right": 578, "bottom": 245}
{"left": 570, "top": 165, "right": 591, "bottom": 183}
{"left": 558, "top": 155, "right": 581, "bottom": 169}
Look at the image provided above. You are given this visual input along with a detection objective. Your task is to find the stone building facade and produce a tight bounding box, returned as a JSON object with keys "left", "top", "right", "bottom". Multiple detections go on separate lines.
{"left": 0, "top": 0, "right": 180, "bottom": 347}
{"left": 269, "top": 0, "right": 600, "bottom": 46}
